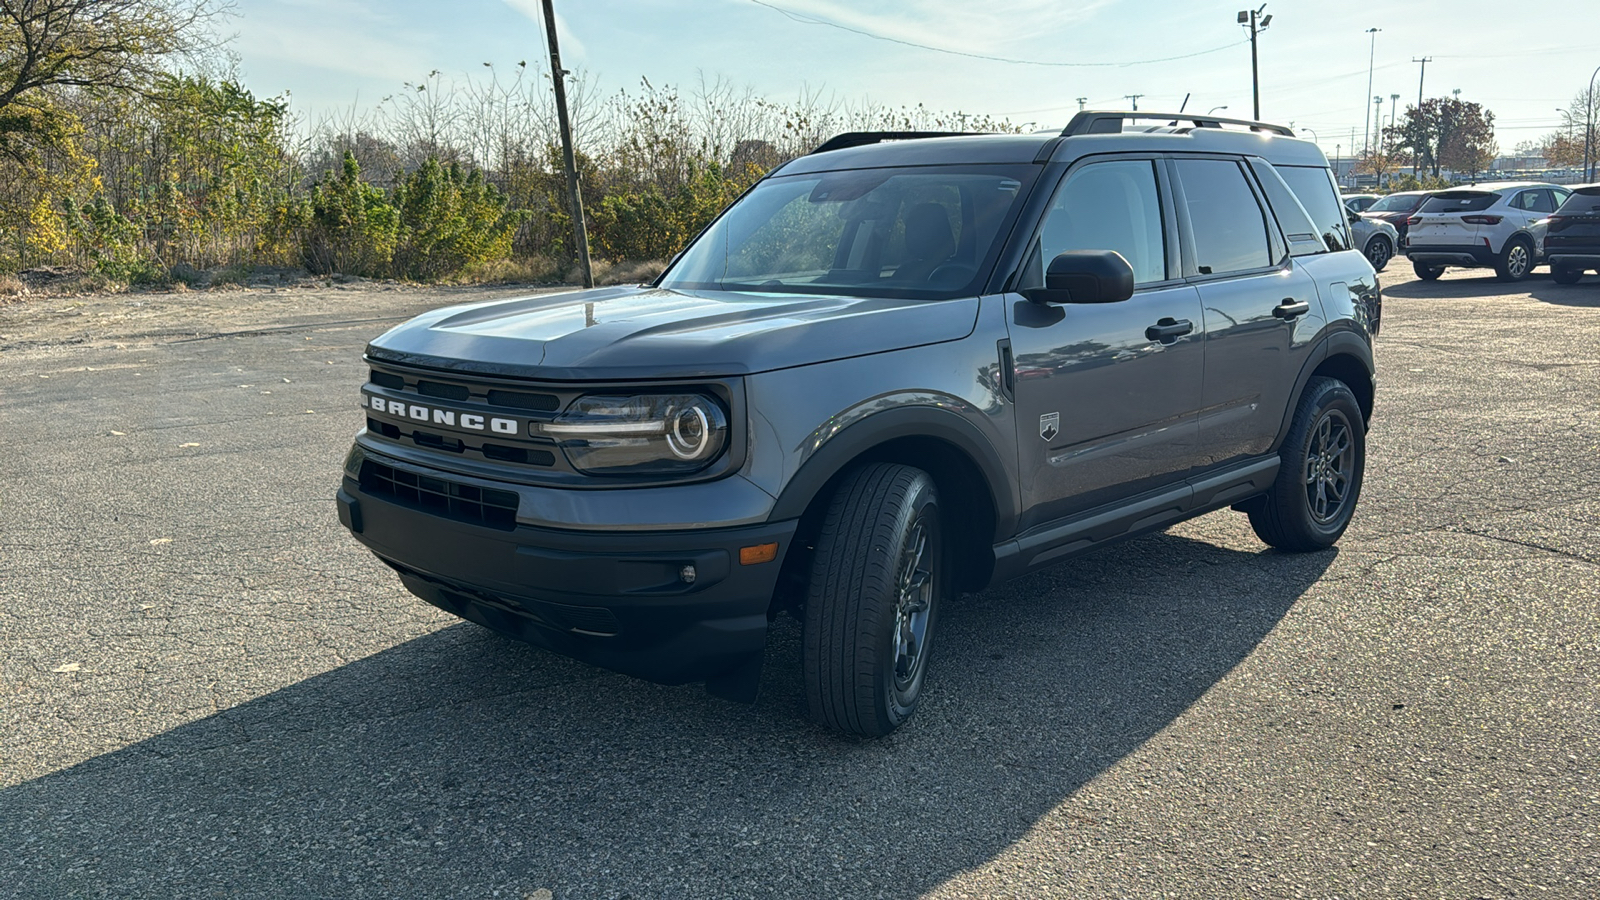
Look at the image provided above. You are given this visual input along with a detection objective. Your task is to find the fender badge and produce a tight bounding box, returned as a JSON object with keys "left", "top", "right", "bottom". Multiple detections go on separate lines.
{"left": 1040, "top": 412, "right": 1059, "bottom": 442}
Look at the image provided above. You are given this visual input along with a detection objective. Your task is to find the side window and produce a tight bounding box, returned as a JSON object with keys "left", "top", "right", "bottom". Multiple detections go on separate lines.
{"left": 1247, "top": 158, "right": 1323, "bottom": 257}
{"left": 1022, "top": 159, "right": 1167, "bottom": 287}
{"left": 1275, "top": 164, "right": 1352, "bottom": 252}
{"left": 1174, "top": 158, "right": 1273, "bottom": 275}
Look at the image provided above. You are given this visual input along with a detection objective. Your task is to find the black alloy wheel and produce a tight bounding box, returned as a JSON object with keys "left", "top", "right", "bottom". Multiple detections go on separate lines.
{"left": 1246, "top": 376, "right": 1366, "bottom": 552}
{"left": 1365, "top": 235, "right": 1393, "bottom": 271}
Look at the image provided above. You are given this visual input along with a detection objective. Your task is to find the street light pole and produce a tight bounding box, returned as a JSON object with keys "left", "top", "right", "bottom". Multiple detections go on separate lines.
{"left": 1208, "top": 105, "right": 1229, "bottom": 115}
{"left": 1362, "top": 27, "right": 1380, "bottom": 158}
{"left": 541, "top": 0, "right": 593, "bottom": 289}
{"left": 1238, "top": 5, "right": 1272, "bottom": 120}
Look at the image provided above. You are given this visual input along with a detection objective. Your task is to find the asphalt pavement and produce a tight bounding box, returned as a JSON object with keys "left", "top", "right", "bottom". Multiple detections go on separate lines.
{"left": 1, "top": 268, "right": 1596, "bottom": 899}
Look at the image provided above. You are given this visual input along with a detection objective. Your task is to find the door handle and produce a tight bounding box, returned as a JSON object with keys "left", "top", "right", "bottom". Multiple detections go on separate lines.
{"left": 1273, "top": 298, "right": 1311, "bottom": 320}
{"left": 1145, "top": 317, "right": 1193, "bottom": 343}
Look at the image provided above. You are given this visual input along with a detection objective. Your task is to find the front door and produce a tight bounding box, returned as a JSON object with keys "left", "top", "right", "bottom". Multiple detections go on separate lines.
{"left": 1006, "top": 157, "right": 1204, "bottom": 531}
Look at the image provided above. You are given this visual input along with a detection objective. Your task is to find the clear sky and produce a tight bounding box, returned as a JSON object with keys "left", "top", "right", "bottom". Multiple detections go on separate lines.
{"left": 230, "top": 0, "right": 1600, "bottom": 157}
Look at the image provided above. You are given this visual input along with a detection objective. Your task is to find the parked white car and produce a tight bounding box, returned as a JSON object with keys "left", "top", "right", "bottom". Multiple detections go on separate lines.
{"left": 1406, "top": 182, "right": 1572, "bottom": 282}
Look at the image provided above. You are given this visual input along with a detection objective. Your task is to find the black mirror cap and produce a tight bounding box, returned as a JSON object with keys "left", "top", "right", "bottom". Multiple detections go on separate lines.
{"left": 1027, "top": 250, "right": 1136, "bottom": 304}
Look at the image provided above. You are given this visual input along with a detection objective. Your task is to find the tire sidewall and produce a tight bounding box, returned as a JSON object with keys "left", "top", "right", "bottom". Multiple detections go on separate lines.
{"left": 1414, "top": 260, "right": 1444, "bottom": 280}
{"left": 1285, "top": 382, "right": 1366, "bottom": 544}
{"left": 1499, "top": 238, "right": 1532, "bottom": 281}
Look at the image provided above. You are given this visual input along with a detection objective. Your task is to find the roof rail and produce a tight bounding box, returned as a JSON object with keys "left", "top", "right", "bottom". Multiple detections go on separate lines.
{"left": 1062, "top": 111, "right": 1295, "bottom": 138}
{"left": 809, "top": 131, "right": 980, "bottom": 155}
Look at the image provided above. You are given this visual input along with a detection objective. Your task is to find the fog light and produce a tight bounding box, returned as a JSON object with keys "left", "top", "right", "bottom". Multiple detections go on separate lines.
{"left": 740, "top": 543, "right": 779, "bottom": 565}
{"left": 680, "top": 565, "right": 697, "bottom": 584}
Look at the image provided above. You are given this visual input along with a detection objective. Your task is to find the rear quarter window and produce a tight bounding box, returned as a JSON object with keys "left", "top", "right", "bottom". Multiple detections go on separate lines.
{"left": 1421, "top": 192, "right": 1498, "bottom": 213}
{"left": 1275, "top": 164, "right": 1351, "bottom": 252}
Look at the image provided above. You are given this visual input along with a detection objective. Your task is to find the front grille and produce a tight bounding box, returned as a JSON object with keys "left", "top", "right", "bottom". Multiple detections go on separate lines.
{"left": 360, "top": 460, "right": 518, "bottom": 530}
{"left": 364, "top": 365, "right": 563, "bottom": 469}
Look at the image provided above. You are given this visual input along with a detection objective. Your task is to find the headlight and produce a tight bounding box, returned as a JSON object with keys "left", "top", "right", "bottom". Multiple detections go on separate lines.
{"left": 537, "top": 393, "right": 730, "bottom": 475}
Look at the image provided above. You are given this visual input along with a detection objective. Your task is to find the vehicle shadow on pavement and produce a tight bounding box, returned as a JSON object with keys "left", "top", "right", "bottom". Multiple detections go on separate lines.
{"left": 0, "top": 532, "right": 1332, "bottom": 899}
{"left": 1383, "top": 272, "right": 1600, "bottom": 307}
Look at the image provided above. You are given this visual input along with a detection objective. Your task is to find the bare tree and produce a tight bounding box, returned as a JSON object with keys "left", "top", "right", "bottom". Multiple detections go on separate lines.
{"left": 0, "top": 0, "right": 227, "bottom": 113}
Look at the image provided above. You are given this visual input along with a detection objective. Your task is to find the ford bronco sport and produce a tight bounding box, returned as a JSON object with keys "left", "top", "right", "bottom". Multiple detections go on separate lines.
{"left": 338, "top": 111, "right": 1381, "bottom": 736}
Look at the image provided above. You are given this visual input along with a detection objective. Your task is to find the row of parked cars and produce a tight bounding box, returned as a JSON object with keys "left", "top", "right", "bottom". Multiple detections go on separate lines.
{"left": 1343, "top": 183, "right": 1600, "bottom": 284}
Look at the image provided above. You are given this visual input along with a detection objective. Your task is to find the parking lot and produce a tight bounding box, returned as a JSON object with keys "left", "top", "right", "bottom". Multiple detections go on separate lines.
{"left": 1, "top": 268, "right": 1596, "bottom": 898}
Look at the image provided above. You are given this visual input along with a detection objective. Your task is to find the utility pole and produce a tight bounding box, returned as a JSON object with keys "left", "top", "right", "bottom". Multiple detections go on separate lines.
{"left": 1587, "top": 64, "right": 1600, "bottom": 181}
{"left": 1362, "top": 27, "right": 1380, "bottom": 158}
{"left": 1124, "top": 94, "right": 1143, "bottom": 111}
{"left": 1076, "top": 97, "right": 1088, "bottom": 111}
{"left": 1237, "top": 5, "right": 1272, "bottom": 120}
{"left": 540, "top": 0, "right": 593, "bottom": 289}
{"left": 1412, "top": 56, "right": 1431, "bottom": 112}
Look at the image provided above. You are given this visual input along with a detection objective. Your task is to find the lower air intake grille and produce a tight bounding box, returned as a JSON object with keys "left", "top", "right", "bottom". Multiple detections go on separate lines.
{"left": 360, "top": 460, "right": 518, "bottom": 530}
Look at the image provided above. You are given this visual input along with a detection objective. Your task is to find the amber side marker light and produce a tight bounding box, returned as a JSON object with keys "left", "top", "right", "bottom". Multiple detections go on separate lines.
{"left": 740, "top": 543, "right": 779, "bottom": 565}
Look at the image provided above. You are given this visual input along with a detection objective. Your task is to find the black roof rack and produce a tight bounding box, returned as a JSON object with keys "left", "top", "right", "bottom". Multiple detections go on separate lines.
{"left": 1062, "top": 111, "right": 1295, "bottom": 138}
{"left": 809, "top": 131, "right": 982, "bottom": 155}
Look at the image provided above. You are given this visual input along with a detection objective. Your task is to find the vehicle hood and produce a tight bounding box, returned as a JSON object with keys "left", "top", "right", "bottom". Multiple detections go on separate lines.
{"left": 366, "top": 284, "right": 981, "bottom": 381}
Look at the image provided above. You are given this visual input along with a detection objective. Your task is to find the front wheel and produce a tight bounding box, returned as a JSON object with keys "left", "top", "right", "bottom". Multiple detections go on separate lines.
{"left": 1364, "top": 235, "right": 1393, "bottom": 271}
{"left": 1247, "top": 377, "right": 1366, "bottom": 552}
{"left": 1494, "top": 237, "right": 1533, "bottom": 282}
{"left": 1413, "top": 260, "right": 1445, "bottom": 281}
{"left": 803, "top": 464, "right": 942, "bottom": 737}
{"left": 1551, "top": 265, "right": 1584, "bottom": 285}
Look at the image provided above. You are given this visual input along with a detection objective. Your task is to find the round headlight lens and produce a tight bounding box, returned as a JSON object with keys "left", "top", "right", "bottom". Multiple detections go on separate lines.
{"left": 539, "top": 393, "right": 729, "bottom": 475}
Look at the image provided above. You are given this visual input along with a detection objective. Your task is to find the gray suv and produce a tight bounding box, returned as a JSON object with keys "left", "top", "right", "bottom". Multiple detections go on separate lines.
{"left": 338, "top": 112, "right": 1381, "bottom": 736}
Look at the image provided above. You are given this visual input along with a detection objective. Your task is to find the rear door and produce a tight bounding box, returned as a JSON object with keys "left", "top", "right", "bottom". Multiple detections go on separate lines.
{"left": 1172, "top": 156, "right": 1317, "bottom": 467}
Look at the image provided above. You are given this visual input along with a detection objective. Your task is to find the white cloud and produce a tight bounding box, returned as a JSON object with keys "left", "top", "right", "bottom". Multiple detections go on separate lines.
{"left": 754, "top": 0, "right": 1119, "bottom": 57}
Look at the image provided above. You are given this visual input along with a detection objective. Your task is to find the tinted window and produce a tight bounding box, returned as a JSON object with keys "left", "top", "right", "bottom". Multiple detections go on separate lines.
{"left": 1513, "top": 190, "right": 1555, "bottom": 213}
{"left": 1025, "top": 159, "right": 1167, "bottom": 286}
{"left": 1176, "top": 158, "right": 1273, "bottom": 275}
{"left": 1248, "top": 158, "right": 1323, "bottom": 256}
{"left": 1421, "top": 191, "right": 1498, "bottom": 213}
{"left": 1367, "top": 193, "right": 1426, "bottom": 213}
{"left": 1556, "top": 188, "right": 1600, "bottom": 214}
{"left": 1277, "top": 165, "right": 1351, "bottom": 251}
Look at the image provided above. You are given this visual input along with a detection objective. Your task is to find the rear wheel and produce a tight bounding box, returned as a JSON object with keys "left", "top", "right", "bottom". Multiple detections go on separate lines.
{"left": 1413, "top": 261, "right": 1445, "bottom": 281}
{"left": 1494, "top": 237, "right": 1533, "bottom": 282}
{"left": 1551, "top": 265, "right": 1584, "bottom": 285}
{"left": 803, "top": 464, "right": 943, "bottom": 737}
{"left": 1364, "top": 235, "right": 1393, "bottom": 271}
{"left": 1247, "top": 377, "right": 1366, "bottom": 552}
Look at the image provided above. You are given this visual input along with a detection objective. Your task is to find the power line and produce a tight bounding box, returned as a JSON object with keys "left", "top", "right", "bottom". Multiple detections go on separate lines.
{"left": 748, "top": 0, "right": 1247, "bottom": 68}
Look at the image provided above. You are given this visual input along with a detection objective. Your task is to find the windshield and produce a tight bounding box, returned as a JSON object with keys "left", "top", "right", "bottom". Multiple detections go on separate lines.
{"left": 1367, "top": 193, "right": 1425, "bottom": 213}
{"left": 660, "top": 165, "right": 1036, "bottom": 299}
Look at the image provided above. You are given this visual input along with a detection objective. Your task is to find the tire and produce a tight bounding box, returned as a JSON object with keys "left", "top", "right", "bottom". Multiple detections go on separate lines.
{"left": 1247, "top": 376, "right": 1366, "bottom": 552}
{"left": 803, "top": 463, "right": 943, "bottom": 737}
{"left": 1551, "top": 265, "right": 1584, "bottom": 285}
{"left": 1364, "top": 235, "right": 1393, "bottom": 271}
{"left": 1494, "top": 237, "right": 1533, "bottom": 282}
{"left": 1413, "top": 260, "right": 1445, "bottom": 281}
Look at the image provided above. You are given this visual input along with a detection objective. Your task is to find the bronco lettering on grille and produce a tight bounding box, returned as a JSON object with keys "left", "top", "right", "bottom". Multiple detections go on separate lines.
{"left": 361, "top": 391, "right": 519, "bottom": 434}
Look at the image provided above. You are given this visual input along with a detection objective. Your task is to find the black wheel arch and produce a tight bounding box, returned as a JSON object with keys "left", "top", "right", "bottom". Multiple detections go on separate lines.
{"left": 768, "top": 406, "right": 1014, "bottom": 596}
{"left": 1272, "top": 330, "right": 1375, "bottom": 452}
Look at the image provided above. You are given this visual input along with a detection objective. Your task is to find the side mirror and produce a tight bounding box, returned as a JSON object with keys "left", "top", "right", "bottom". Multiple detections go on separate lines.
{"left": 1025, "top": 250, "right": 1136, "bottom": 305}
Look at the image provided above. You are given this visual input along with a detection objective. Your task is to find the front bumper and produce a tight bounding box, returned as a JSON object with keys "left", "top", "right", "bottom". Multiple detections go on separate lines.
{"left": 338, "top": 462, "right": 797, "bottom": 687}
